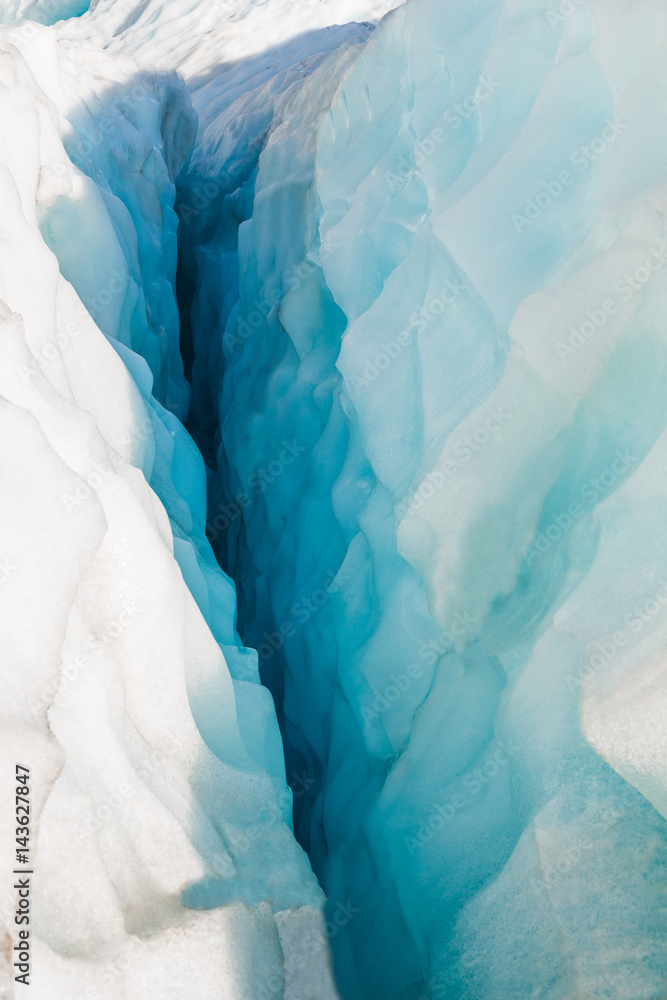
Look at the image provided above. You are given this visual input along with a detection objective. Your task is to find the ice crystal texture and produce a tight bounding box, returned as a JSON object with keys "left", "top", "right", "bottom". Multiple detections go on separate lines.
{"left": 1, "top": 0, "right": 667, "bottom": 998}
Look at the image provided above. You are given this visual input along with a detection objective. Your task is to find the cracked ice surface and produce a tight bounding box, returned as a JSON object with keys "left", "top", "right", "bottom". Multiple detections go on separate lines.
{"left": 174, "top": 0, "right": 667, "bottom": 998}
{"left": 1, "top": 0, "right": 667, "bottom": 998}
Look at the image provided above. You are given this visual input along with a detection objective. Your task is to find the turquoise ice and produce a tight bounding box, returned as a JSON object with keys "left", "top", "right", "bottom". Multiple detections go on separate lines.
{"left": 2, "top": 0, "right": 667, "bottom": 997}
{"left": 178, "top": 0, "right": 667, "bottom": 996}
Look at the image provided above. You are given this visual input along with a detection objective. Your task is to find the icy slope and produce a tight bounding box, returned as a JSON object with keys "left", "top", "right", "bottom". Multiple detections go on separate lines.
{"left": 0, "top": 28, "right": 340, "bottom": 1000}
{"left": 62, "top": 0, "right": 400, "bottom": 92}
{"left": 0, "top": 0, "right": 89, "bottom": 27}
{"left": 171, "top": 0, "right": 667, "bottom": 998}
{"left": 2, "top": 0, "right": 667, "bottom": 997}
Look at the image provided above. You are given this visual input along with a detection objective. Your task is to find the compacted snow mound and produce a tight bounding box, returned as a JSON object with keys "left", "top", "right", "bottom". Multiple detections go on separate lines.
{"left": 0, "top": 28, "right": 340, "bottom": 1000}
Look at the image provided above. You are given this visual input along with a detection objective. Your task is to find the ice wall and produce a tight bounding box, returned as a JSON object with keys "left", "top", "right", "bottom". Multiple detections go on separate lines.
{"left": 0, "top": 0, "right": 89, "bottom": 27}
{"left": 2, "top": 0, "right": 667, "bottom": 997}
{"left": 0, "top": 26, "right": 340, "bottom": 1000}
{"left": 176, "top": 0, "right": 667, "bottom": 997}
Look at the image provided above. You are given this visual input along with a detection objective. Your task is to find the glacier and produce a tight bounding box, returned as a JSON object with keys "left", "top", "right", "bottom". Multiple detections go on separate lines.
{"left": 0, "top": 17, "right": 342, "bottom": 1000}
{"left": 2, "top": 0, "right": 667, "bottom": 998}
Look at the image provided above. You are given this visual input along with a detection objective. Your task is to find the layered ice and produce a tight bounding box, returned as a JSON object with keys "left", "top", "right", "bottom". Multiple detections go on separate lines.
{"left": 0, "top": 24, "right": 341, "bottom": 1000}
{"left": 174, "top": 0, "right": 667, "bottom": 997}
{"left": 1, "top": 0, "right": 667, "bottom": 998}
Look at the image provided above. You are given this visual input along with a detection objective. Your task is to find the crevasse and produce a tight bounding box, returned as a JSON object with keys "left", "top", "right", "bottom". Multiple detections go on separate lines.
{"left": 0, "top": 18, "right": 341, "bottom": 1000}
{"left": 2, "top": 0, "right": 667, "bottom": 999}
{"left": 176, "top": 0, "right": 667, "bottom": 997}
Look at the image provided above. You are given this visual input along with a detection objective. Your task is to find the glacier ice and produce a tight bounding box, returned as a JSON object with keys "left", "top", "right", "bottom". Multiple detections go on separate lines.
{"left": 0, "top": 0, "right": 90, "bottom": 27}
{"left": 174, "top": 0, "right": 667, "bottom": 998}
{"left": 0, "top": 21, "right": 342, "bottom": 1000}
{"left": 1, "top": 0, "right": 667, "bottom": 998}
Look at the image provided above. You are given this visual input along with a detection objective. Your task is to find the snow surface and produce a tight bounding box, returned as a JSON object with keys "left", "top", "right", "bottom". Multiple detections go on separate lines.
{"left": 1, "top": 0, "right": 667, "bottom": 998}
